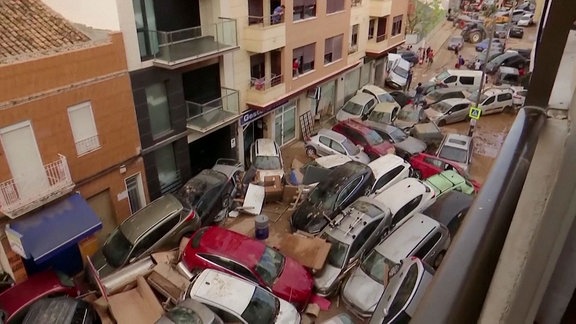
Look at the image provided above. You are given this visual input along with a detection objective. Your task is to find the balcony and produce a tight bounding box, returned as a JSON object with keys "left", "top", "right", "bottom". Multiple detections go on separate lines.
{"left": 366, "top": 34, "right": 389, "bottom": 54}
{"left": 186, "top": 87, "right": 240, "bottom": 133}
{"left": 369, "top": 0, "right": 392, "bottom": 17}
{"left": 246, "top": 75, "right": 286, "bottom": 106}
{"left": 150, "top": 18, "right": 239, "bottom": 69}
{"left": 243, "top": 15, "right": 286, "bottom": 53}
{"left": 0, "top": 154, "right": 74, "bottom": 218}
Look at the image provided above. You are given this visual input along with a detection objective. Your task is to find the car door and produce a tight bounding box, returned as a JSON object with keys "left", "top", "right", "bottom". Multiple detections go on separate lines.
{"left": 373, "top": 165, "right": 409, "bottom": 195}
{"left": 391, "top": 195, "right": 423, "bottom": 229}
{"left": 442, "top": 75, "right": 458, "bottom": 86}
{"left": 363, "top": 98, "right": 378, "bottom": 117}
{"left": 496, "top": 92, "right": 513, "bottom": 111}
{"left": 329, "top": 140, "right": 348, "bottom": 156}
{"left": 348, "top": 221, "right": 380, "bottom": 266}
{"left": 335, "top": 176, "right": 364, "bottom": 211}
{"left": 130, "top": 215, "right": 180, "bottom": 261}
{"left": 318, "top": 135, "right": 335, "bottom": 155}
{"left": 480, "top": 95, "right": 496, "bottom": 114}
{"left": 451, "top": 103, "right": 470, "bottom": 122}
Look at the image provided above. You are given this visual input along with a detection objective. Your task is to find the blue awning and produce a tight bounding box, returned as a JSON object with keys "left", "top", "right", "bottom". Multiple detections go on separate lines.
{"left": 6, "top": 193, "right": 102, "bottom": 264}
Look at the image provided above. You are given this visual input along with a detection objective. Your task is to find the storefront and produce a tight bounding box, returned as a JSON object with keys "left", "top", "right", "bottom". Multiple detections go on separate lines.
{"left": 273, "top": 102, "right": 297, "bottom": 146}
{"left": 4, "top": 193, "right": 102, "bottom": 277}
{"left": 187, "top": 121, "right": 238, "bottom": 177}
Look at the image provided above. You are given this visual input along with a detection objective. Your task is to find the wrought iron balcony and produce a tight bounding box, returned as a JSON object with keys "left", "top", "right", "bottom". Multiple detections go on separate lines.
{"left": 0, "top": 154, "right": 75, "bottom": 218}
{"left": 243, "top": 15, "right": 286, "bottom": 53}
{"left": 186, "top": 87, "right": 240, "bottom": 133}
{"left": 149, "top": 18, "right": 239, "bottom": 69}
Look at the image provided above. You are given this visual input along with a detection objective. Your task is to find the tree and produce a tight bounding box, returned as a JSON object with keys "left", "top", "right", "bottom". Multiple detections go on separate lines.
{"left": 406, "top": 0, "right": 445, "bottom": 36}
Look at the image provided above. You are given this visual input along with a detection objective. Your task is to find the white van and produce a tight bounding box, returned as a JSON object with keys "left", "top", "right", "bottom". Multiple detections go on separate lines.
{"left": 386, "top": 54, "right": 411, "bottom": 90}
{"left": 430, "top": 70, "right": 483, "bottom": 90}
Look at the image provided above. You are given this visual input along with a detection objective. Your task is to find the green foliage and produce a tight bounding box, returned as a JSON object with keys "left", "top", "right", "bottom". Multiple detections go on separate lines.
{"left": 406, "top": 0, "right": 445, "bottom": 36}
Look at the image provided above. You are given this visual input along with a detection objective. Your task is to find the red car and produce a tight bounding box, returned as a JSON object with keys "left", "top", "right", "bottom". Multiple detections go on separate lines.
{"left": 0, "top": 271, "right": 79, "bottom": 323}
{"left": 332, "top": 119, "right": 395, "bottom": 160}
{"left": 409, "top": 153, "right": 481, "bottom": 191}
{"left": 182, "top": 226, "right": 314, "bottom": 311}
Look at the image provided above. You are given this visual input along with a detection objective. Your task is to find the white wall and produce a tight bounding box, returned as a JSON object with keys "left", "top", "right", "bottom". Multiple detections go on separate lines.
{"left": 42, "top": 0, "right": 121, "bottom": 31}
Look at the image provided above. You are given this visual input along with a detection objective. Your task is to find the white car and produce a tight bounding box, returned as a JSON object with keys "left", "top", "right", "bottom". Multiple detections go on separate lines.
{"left": 467, "top": 88, "right": 515, "bottom": 115}
{"left": 336, "top": 93, "right": 378, "bottom": 121}
{"left": 517, "top": 13, "right": 534, "bottom": 26}
{"left": 511, "top": 86, "right": 528, "bottom": 106}
{"left": 436, "top": 133, "right": 473, "bottom": 172}
{"left": 249, "top": 138, "right": 284, "bottom": 183}
{"left": 368, "top": 154, "right": 412, "bottom": 195}
{"left": 188, "top": 269, "right": 300, "bottom": 324}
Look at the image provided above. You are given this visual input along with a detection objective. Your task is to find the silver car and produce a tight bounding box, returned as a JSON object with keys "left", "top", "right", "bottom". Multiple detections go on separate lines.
{"left": 305, "top": 129, "right": 370, "bottom": 163}
{"left": 436, "top": 133, "right": 473, "bottom": 172}
{"left": 336, "top": 93, "right": 378, "bottom": 121}
{"left": 425, "top": 98, "right": 472, "bottom": 126}
{"left": 362, "top": 120, "right": 427, "bottom": 158}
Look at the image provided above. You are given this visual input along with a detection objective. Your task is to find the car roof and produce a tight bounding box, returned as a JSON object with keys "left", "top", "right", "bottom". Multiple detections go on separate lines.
{"left": 498, "top": 66, "right": 519, "bottom": 74}
{"left": 440, "top": 98, "right": 472, "bottom": 106}
{"left": 423, "top": 191, "right": 474, "bottom": 226}
{"left": 193, "top": 226, "right": 265, "bottom": 267}
{"left": 315, "top": 154, "right": 353, "bottom": 169}
{"left": 254, "top": 138, "right": 279, "bottom": 156}
{"left": 318, "top": 128, "right": 348, "bottom": 142}
{"left": 325, "top": 197, "right": 388, "bottom": 243}
{"left": 443, "top": 134, "right": 472, "bottom": 150}
{"left": 429, "top": 87, "right": 468, "bottom": 95}
{"left": 373, "top": 178, "right": 430, "bottom": 214}
{"left": 120, "top": 194, "right": 183, "bottom": 243}
{"left": 484, "top": 87, "right": 513, "bottom": 96}
{"left": 338, "top": 119, "right": 373, "bottom": 134}
{"left": 375, "top": 213, "right": 440, "bottom": 263}
{"left": 348, "top": 92, "right": 375, "bottom": 105}
{"left": 190, "top": 269, "right": 255, "bottom": 315}
{"left": 425, "top": 170, "right": 466, "bottom": 194}
{"left": 368, "top": 155, "right": 409, "bottom": 179}
{"left": 361, "top": 85, "right": 388, "bottom": 96}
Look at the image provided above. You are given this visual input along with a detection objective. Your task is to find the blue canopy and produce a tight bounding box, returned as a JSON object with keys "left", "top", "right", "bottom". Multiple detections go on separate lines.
{"left": 6, "top": 193, "right": 102, "bottom": 263}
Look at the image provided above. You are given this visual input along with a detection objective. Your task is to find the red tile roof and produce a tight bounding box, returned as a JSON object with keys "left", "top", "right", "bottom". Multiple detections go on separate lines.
{"left": 0, "top": 0, "right": 90, "bottom": 61}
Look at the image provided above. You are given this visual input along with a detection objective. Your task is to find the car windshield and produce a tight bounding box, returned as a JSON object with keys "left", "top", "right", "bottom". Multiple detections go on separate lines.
{"left": 360, "top": 249, "right": 398, "bottom": 284}
{"left": 377, "top": 93, "right": 396, "bottom": 103}
{"left": 389, "top": 127, "right": 408, "bottom": 142}
{"left": 351, "top": 200, "right": 385, "bottom": 218}
{"left": 430, "top": 102, "right": 452, "bottom": 114}
{"left": 397, "top": 109, "right": 418, "bottom": 122}
{"left": 241, "top": 287, "right": 279, "bottom": 324}
{"left": 427, "top": 91, "right": 445, "bottom": 101}
{"left": 307, "top": 180, "right": 339, "bottom": 210}
{"left": 393, "top": 65, "right": 409, "bottom": 78}
{"left": 342, "top": 100, "right": 364, "bottom": 115}
{"left": 253, "top": 155, "right": 282, "bottom": 170}
{"left": 102, "top": 228, "right": 133, "bottom": 268}
{"left": 365, "top": 129, "right": 385, "bottom": 146}
{"left": 323, "top": 234, "right": 350, "bottom": 268}
{"left": 439, "top": 146, "right": 468, "bottom": 163}
{"left": 435, "top": 71, "right": 450, "bottom": 81}
{"left": 179, "top": 170, "right": 226, "bottom": 206}
{"left": 342, "top": 139, "right": 361, "bottom": 155}
{"left": 255, "top": 247, "right": 285, "bottom": 286}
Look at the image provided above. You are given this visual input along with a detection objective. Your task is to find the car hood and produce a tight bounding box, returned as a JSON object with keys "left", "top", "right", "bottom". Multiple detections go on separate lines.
{"left": 336, "top": 109, "right": 360, "bottom": 122}
{"left": 314, "top": 264, "right": 342, "bottom": 292}
{"left": 342, "top": 268, "right": 385, "bottom": 313}
{"left": 394, "top": 119, "right": 417, "bottom": 130}
{"left": 257, "top": 169, "right": 285, "bottom": 182}
{"left": 290, "top": 201, "right": 332, "bottom": 234}
{"left": 276, "top": 299, "right": 301, "bottom": 324}
{"left": 371, "top": 142, "right": 396, "bottom": 156}
{"left": 424, "top": 108, "right": 443, "bottom": 121}
{"left": 387, "top": 72, "right": 407, "bottom": 86}
{"left": 89, "top": 249, "right": 118, "bottom": 280}
{"left": 274, "top": 258, "right": 314, "bottom": 307}
{"left": 350, "top": 151, "right": 371, "bottom": 164}
{"left": 395, "top": 136, "right": 427, "bottom": 155}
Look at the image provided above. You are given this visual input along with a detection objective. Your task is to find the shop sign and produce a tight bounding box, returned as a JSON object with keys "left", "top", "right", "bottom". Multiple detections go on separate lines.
{"left": 5, "top": 225, "right": 26, "bottom": 258}
{"left": 241, "top": 100, "right": 289, "bottom": 126}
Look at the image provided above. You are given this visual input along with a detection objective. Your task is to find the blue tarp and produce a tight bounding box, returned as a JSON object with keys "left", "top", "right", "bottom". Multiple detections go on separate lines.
{"left": 7, "top": 193, "right": 102, "bottom": 264}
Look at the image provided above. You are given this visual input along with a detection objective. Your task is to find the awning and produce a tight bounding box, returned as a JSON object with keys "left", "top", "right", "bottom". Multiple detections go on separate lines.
{"left": 5, "top": 193, "right": 102, "bottom": 263}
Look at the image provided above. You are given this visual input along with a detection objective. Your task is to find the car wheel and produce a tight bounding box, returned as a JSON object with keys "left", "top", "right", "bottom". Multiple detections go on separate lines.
{"left": 305, "top": 146, "right": 317, "bottom": 158}
{"left": 470, "top": 31, "right": 482, "bottom": 44}
{"left": 437, "top": 119, "right": 447, "bottom": 127}
{"left": 434, "top": 251, "right": 446, "bottom": 269}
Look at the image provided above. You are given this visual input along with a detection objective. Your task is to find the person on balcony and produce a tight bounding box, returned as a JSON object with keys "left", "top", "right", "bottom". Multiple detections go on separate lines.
{"left": 272, "top": 5, "right": 285, "bottom": 24}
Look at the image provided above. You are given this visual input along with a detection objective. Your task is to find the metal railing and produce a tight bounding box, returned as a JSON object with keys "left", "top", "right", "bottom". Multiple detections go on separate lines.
{"left": 75, "top": 135, "right": 100, "bottom": 156}
{"left": 250, "top": 75, "right": 284, "bottom": 91}
{"left": 0, "top": 154, "right": 74, "bottom": 215}
{"left": 185, "top": 88, "right": 240, "bottom": 132}
{"left": 248, "top": 14, "right": 284, "bottom": 26}
{"left": 376, "top": 34, "right": 388, "bottom": 42}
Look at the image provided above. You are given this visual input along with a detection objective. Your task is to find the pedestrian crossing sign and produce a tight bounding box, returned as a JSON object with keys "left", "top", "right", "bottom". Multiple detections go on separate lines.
{"left": 469, "top": 106, "right": 482, "bottom": 120}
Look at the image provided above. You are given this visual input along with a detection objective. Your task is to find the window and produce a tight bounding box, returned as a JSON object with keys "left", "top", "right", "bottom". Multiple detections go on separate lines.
{"left": 454, "top": 103, "right": 469, "bottom": 111}
{"left": 336, "top": 176, "right": 363, "bottom": 206}
{"left": 414, "top": 232, "right": 442, "bottom": 259}
{"left": 444, "top": 76, "right": 457, "bottom": 84}
{"left": 146, "top": 83, "right": 172, "bottom": 139}
{"left": 132, "top": 215, "right": 179, "bottom": 257}
{"left": 155, "top": 144, "right": 180, "bottom": 193}
{"left": 392, "top": 15, "right": 403, "bottom": 36}
{"left": 351, "top": 24, "right": 359, "bottom": 52}
{"left": 330, "top": 141, "right": 346, "bottom": 154}
{"left": 133, "top": 0, "right": 159, "bottom": 59}
{"left": 293, "top": 0, "right": 316, "bottom": 21}
{"left": 374, "top": 166, "right": 405, "bottom": 191}
{"left": 349, "top": 221, "right": 378, "bottom": 258}
{"left": 460, "top": 76, "right": 475, "bottom": 85}
{"left": 293, "top": 43, "right": 315, "bottom": 75}
{"left": 497, "top": 93, "right": 513, "bottom": 101}
{"left": 125, "top": 174, "right": 146, "bottom": 213}
{"left": 384, "top": 263, "right": 419, "bottom": 322}
{"left": 199, "top": 254, "right": 258, "bottom": 282}
{"left": 392, "top": 195, "right": 423, "bottom": 226}
{"left": 319, "top": 136, "right": 331, "bottom": 147}
{"left": 483, "top": 96, "right": 495, "bottom": 105}
{"left": 324, "top": 34, "right": 344, "bottom": 64}
{"left": 368, "top": 19, "right": 376, "bottom": 39}
{"left": 376, "top": 17, "right": 387, "bottom": 42}
{"left": 274, "top": 104, "right": 296, "bottom": 146}
{"left": 68, "top": 102, "right": 100, "bottom": 156}
{"left": 327, "top": 0, "right": 345, "bottom": 13}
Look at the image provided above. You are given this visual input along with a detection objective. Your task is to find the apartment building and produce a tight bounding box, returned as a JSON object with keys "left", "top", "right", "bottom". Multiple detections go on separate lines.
{"left": 0, "top": 0, "right": 146, "bottom": 282}
{"left": 45, "top": 0, "right": 409, "bottom": 199}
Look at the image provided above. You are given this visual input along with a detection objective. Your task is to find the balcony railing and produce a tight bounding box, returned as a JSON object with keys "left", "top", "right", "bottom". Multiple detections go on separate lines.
{"left": 250, "top": 74, "right": 284, "bottom": 91}
{"left": 149, "top": 18, "right": 239, "bottom": 69}
{"left": 186, "top": 87, "right": 240, "bottom": 133}
{"left": 0, "top": 154, "right": 74, "bottom": 218}
{"left": 376, "top": 34, "right": 388, "bottom": 42}
{"left": 75, "top": 135, "right": 100, "bottom": 156}
{"left": 248, "top": 14, "right": 284, "bottom": 26}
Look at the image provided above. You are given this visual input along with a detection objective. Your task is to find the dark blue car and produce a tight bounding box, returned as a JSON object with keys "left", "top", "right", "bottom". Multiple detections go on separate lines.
{"left": 475, "top": 38, "right": 504, "bottom": 52}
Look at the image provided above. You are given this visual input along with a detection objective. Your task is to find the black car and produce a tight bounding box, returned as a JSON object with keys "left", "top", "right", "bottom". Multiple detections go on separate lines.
{"left": 485, "top": 52, "right": 528, "bottom": 74}
{"left": 422, "top": 191, "right": 474, "bottom": 237}
{"left": 23, "top": 297, "right": 101, "bottom": 324}
{"left": 509, "top": 26, "right": 524, "bottom": 38}
{"left": 397, "top": 50, "right": 420, "bottom": 65}
{"left": 389, "top": 91, "right": 414, "bottom": 107}
{"left": 507, "top": 47, "right": 531, "bottom": 59}
{"left": 493, "top": 24, "right": 509, "bottom": 38}
{"left": 290, "top": 161, "right": 375, "bottom": 234}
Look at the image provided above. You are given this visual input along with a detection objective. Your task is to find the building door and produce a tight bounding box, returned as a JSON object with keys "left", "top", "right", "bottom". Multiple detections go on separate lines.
{"left": 274, "top": 104, "right": 296, "bottom": 146}
{"left": 0, "top": 121, "right": 49, "bottom": 203}
{"left": 87, "top": 190, "right": 117, "bottom": 244}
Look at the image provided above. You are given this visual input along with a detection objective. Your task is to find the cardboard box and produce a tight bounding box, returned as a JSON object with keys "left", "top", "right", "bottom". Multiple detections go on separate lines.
{"left": 264, "top": 175, "right": 284, "bottom": 202}
{"left": 276, "top": 233, "right": 331, "bottom": 270}
{"left": 282, "top": 185, "right": 299, "bottom": 203}
{"left": 108, "top": 276, "right": 164, "bottom": 324}
{"left": 263, "top": 175, "right": 276, "bottom": 187}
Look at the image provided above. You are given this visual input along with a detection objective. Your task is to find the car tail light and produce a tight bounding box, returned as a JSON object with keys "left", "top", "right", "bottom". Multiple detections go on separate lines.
{"left": 184, "top": 210, "right": 196, "bottom": 222}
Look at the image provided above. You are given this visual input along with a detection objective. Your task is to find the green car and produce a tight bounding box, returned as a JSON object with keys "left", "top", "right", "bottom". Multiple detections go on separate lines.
{"left": 424, "top": 170, "right": 476, "bottom": 198}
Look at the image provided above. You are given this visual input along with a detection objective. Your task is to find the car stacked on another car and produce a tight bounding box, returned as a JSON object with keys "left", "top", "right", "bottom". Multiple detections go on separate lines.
{"left": 436, "top": 134, "right": 474, "bottom": 173}
{"left": 182, "top": 226, "right": 314, "bottom": 311}
{"left": 423, "top": 190, "right": 475, "bottom": 237}
{"left": 485, "top": 51, "right": 529, "bottom": 74}
{"left": 424, "top": 170, "right": 477, "bottom": 198}
{"left": 332, "top": 119, "right": 396, "bottom": 161}
{"left": 425, "top": 98, "right": 472, "bottom": 126}
{"left": 409, "top": 152, "right": 480, "bottom": 190}
{"left": 305, "top": 129, "right": 370, "bottom": 163}
{"left": 248, "top": 138, "right": 284, "bottom": 183}
{"left": 367, "top": 154, "right": 412, "bottom": 195}
{"left": 422, "top": 87, "right": 472, "bottom": 108}
{"left": 362, "top": 120, "right": 427, "bottom": 158}
{"left": 336, "top": 93, "right": 378, "bottom": 122}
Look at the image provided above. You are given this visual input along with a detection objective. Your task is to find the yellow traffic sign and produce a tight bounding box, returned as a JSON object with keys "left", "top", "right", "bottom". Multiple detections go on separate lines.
{"left": 469, "top": 106, "right": 482, "bottom": 120}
